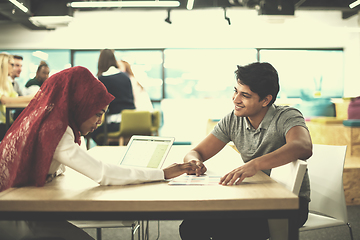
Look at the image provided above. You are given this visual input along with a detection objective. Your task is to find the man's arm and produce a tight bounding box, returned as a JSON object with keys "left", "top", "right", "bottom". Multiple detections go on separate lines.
{"left": 220, "top": 125, "right": 312, "bottom": 185}
{"left": 184, "top": 133, "right": 227, "bottom": 176}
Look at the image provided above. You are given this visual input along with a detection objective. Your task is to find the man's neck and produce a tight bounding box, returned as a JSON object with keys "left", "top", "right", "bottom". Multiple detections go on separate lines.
{"left": 246, "top": 107, "right": 270, "bottom": 130}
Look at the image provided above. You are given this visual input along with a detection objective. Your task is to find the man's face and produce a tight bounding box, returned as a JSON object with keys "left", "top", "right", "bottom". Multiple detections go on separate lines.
{"left": 232, "top": 81, "right": 268, "bottom": 118}
{"left": 37, "top": 67, "right": 50, "bottom": 83}
{"left": 12, "top": 59, "right": 23, "bottom": 79}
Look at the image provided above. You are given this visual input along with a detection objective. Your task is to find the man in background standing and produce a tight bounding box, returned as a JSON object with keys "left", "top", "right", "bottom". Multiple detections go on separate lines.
{"left": 10, "top": 55, "right": 23, "bottom": 96}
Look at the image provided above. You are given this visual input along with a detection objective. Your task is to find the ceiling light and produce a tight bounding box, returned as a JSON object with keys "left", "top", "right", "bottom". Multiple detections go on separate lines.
{"left": 68, "top": 1, "right": 180, "bottom": 8}
{"left": 29, "top": 16, "right": 73, "bottom": 28}
{"left": 349, "top": 0, "right": 360, "bottom": 8}
{"left": 187, "top": 0, "right": 194, "bottom": 10}
{"left": 8, "top": 0, "right": 28, "bottom": 13}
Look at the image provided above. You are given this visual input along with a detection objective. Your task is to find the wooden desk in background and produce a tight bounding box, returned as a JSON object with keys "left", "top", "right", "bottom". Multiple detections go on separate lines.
{"left": 306, "top": 121, "right": 360, "bottom": 205}
{"left": 5, "top": 102, "right": 28, "bottom": 130}
{"left": 0, "top": 145, "right": 300, "bottom": 240}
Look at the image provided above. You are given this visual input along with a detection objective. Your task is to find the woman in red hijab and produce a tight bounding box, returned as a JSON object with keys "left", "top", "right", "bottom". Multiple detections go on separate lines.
{"left": 0, "top": 66, "right": 198, "bottom": 240}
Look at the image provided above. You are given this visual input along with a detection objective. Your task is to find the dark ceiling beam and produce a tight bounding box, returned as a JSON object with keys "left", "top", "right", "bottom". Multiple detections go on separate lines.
{"left": 30, "top": 0, "right": 73, "bottom": 17}
{"left": 342, "top": 10, "right": 358, "bottom": 19}
{"left": 0, "top": 0, "right": 48, "bottom": 29}
{"left": 0, "top": 0, "right": 359, "bottom": 30}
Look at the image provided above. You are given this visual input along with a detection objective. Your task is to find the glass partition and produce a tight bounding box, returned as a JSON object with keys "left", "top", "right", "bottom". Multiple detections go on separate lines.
{"left": 1, "top": 49, "right": 71, "bottom": 92}
{"left": 259, "top": 49, "right": 344, "bottom": 99}
{"left": 2, "top": 48, "right": 344, "bottom": 101}
{"left": 73, "top": 49, "right": 163, "bottom": 101}
{"left": 164, "top": 48, "right": 258, "bottom": 99}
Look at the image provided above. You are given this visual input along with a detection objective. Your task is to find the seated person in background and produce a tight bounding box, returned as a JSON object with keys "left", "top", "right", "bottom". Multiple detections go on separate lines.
{"left": 348, "top": 96, "right": 360, "bottom": 119}
{"left": 118, "top": 59, "right": 153, "bottom": 111}
{"left": 92, "top": 49, "right": 135, "bottom": 145}
{"left": 0, "top": 53, "right": 32, "bottom": 140}
{"left": 23, "top": 60, "right": 49, "bottom": 96}
{"left": 0, "top": 66, "right": 198, "bottom": 240}
{"left": 179, "top": 62, "right": 313, "bottom": 240}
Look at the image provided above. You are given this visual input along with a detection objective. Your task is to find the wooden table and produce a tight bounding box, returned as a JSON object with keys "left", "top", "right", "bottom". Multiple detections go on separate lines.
{"left": 0, "top": 145, "right": 299, "bottom": 239}
{"left": 5, "top": 102, "right": 28, "bottom": 130}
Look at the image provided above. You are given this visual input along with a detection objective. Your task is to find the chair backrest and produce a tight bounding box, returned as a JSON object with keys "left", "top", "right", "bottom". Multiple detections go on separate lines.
{"left": 270, "top": 159, "right": 308, "bottom": 195}
{"left": 119, "top": 110, "right": 152, "bottom": 136}
{"left": 150, "top": 110, "right": 161, "bottom": 132}
{"left": 268, "top": 159, "right": 308, "bottom": 240}
{"left": 307, "top": 144, "right": 348, "bottom": 222}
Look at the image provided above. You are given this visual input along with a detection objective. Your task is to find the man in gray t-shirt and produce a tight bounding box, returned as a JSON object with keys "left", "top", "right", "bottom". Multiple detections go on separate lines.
{"left": 212, "top": 104, "right": 310, "bottom": 202}
{"left": 179, "top": 62, "right": 313, "bottom": 240}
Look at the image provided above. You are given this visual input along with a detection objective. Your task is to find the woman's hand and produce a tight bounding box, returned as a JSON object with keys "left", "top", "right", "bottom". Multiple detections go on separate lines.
{"left": 163, "top": 161, "right": 206, "bottom": 179}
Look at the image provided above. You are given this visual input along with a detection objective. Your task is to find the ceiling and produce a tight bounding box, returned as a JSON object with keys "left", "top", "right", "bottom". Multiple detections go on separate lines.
{"left": 0, "top": 0, "right": 359, "bottom": 30}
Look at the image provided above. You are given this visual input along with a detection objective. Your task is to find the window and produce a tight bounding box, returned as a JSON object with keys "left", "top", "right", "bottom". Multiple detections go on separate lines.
{"left": 164, "top": 48, "right": 258, "bottom": 99}
{"left": 1, "top": 49, "right": 71, "bottom": 91}
{"left": 73, "top": 49, "right": 163, "bottom": 101}
{"left": 259, "top": 49, "right": 344, "bottom": 99}
{"left": 3, "top": 48, "right": 344, "bottom": 101}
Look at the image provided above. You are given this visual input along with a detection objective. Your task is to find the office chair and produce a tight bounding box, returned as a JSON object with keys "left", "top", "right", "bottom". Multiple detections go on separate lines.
{"left": 150, "top": 110, "right": 161, "bottom": 136}
{"left": 97, "top": 110, "right": 153, "bottom": 146}
{"left": 69, "top": 220, "right": 141, "bottom": 240}
{"left": 300, "top": 144, "right": 353, "bottom": 240}
{"left": 268, "top": 159, "right": 308, "bottom": 240}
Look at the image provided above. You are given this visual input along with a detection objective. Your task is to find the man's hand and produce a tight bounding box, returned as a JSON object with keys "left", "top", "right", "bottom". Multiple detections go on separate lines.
{"left": 219, "top": 160, "right": 258, "bottom": 185}
{"left": 186, "top": 159, "right": 207, "bottom": 176}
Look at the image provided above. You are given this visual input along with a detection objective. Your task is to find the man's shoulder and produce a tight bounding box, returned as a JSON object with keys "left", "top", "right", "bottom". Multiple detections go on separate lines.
{"left": 25, "top": 78, "right": 39, "bottom": 87}
{"left": 272, "top": 104, "right": 301, "bottom": 115}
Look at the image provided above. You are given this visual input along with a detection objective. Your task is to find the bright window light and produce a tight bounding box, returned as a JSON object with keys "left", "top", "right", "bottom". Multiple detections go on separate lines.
{"left": 68, "top": 1, "right": 180, "bottom": 8}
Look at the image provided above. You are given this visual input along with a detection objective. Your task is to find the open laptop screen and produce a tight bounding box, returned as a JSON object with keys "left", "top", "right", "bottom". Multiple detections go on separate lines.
{"left": 119, "top": 135, "right": 175, "bottom": 169}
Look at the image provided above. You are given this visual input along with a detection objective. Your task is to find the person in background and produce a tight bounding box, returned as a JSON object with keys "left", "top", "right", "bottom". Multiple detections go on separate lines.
{"left": 179, "top": 62, "right": 312, "bottom": 240}
{"left": 347, "top": 96, "right": 360, "bottom": 119}
{"left": 23, "top": 60, "right": 50, "bottom": 96}
{"left": 91, "top": 49, "right": 135, "bottom": 145}
{"left": 0, "top": 53, "right": 32, "bottom": 140}
{"left": 0, "top": 66, "right": 198, "bottom": 240}
{"left": 10, "top": 55, "right": 23, "bottom": 96}
{"left": 10, "top": 55, "right": 24, "bottom": 120}
{"left": 118, "top": 59, "right": 153, "bottom": 111}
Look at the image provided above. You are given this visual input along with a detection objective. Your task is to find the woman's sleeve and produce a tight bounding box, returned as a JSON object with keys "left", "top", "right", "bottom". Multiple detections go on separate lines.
{"left": 52, "top": 127, "right": 165, "bottom": 185}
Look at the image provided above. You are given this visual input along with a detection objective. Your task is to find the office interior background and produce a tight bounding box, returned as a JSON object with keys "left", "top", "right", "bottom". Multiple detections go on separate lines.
{"left": 1, "top": 0, "right": 360, "bottom": 143}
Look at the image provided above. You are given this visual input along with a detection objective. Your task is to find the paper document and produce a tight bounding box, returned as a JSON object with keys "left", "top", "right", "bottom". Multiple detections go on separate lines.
{"left": 168, "top": 175, "right": 221, "bottom": 185}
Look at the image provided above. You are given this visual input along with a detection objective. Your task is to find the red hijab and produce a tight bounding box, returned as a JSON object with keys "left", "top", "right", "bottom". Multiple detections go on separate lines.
{"left": 0, "top": 66, "right": 114, "bottom": 192}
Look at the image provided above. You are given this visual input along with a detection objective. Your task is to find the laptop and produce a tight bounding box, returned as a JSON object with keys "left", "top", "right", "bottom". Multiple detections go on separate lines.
{"left": 118, "top": 135, "right": 175, "bottom": 169}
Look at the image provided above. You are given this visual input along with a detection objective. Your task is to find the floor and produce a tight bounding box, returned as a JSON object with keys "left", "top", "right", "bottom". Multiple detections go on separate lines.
{"left": 83, "top": 205, "right": 360, "bottom": 240}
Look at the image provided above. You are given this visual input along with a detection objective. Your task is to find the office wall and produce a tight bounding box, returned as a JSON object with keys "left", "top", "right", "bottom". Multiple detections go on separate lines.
{"left": 0, "top": 8, "right": 359, "bottom": 97}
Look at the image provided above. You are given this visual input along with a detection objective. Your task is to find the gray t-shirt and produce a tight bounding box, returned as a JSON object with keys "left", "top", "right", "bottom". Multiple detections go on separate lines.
{"left": 212, "top": 104, "right": 310, "bottom": 201}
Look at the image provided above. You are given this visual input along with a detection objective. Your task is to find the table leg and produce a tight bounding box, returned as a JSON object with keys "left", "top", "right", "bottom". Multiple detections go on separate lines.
{"left": 288, "top": 213, "right": 299, "bottom": 240}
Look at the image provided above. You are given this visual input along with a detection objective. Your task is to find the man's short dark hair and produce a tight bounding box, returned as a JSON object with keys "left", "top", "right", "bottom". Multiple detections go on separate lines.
{"left": 235, "top": 62, "right": 279, "bottom": 106}
{"left": 13, "top": 55, "right": 23, "bottom": 60}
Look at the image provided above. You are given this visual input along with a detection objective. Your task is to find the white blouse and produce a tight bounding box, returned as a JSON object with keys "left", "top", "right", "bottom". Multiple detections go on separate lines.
{"left": 48, "top": 126, "right": 165, "bottom": 185}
